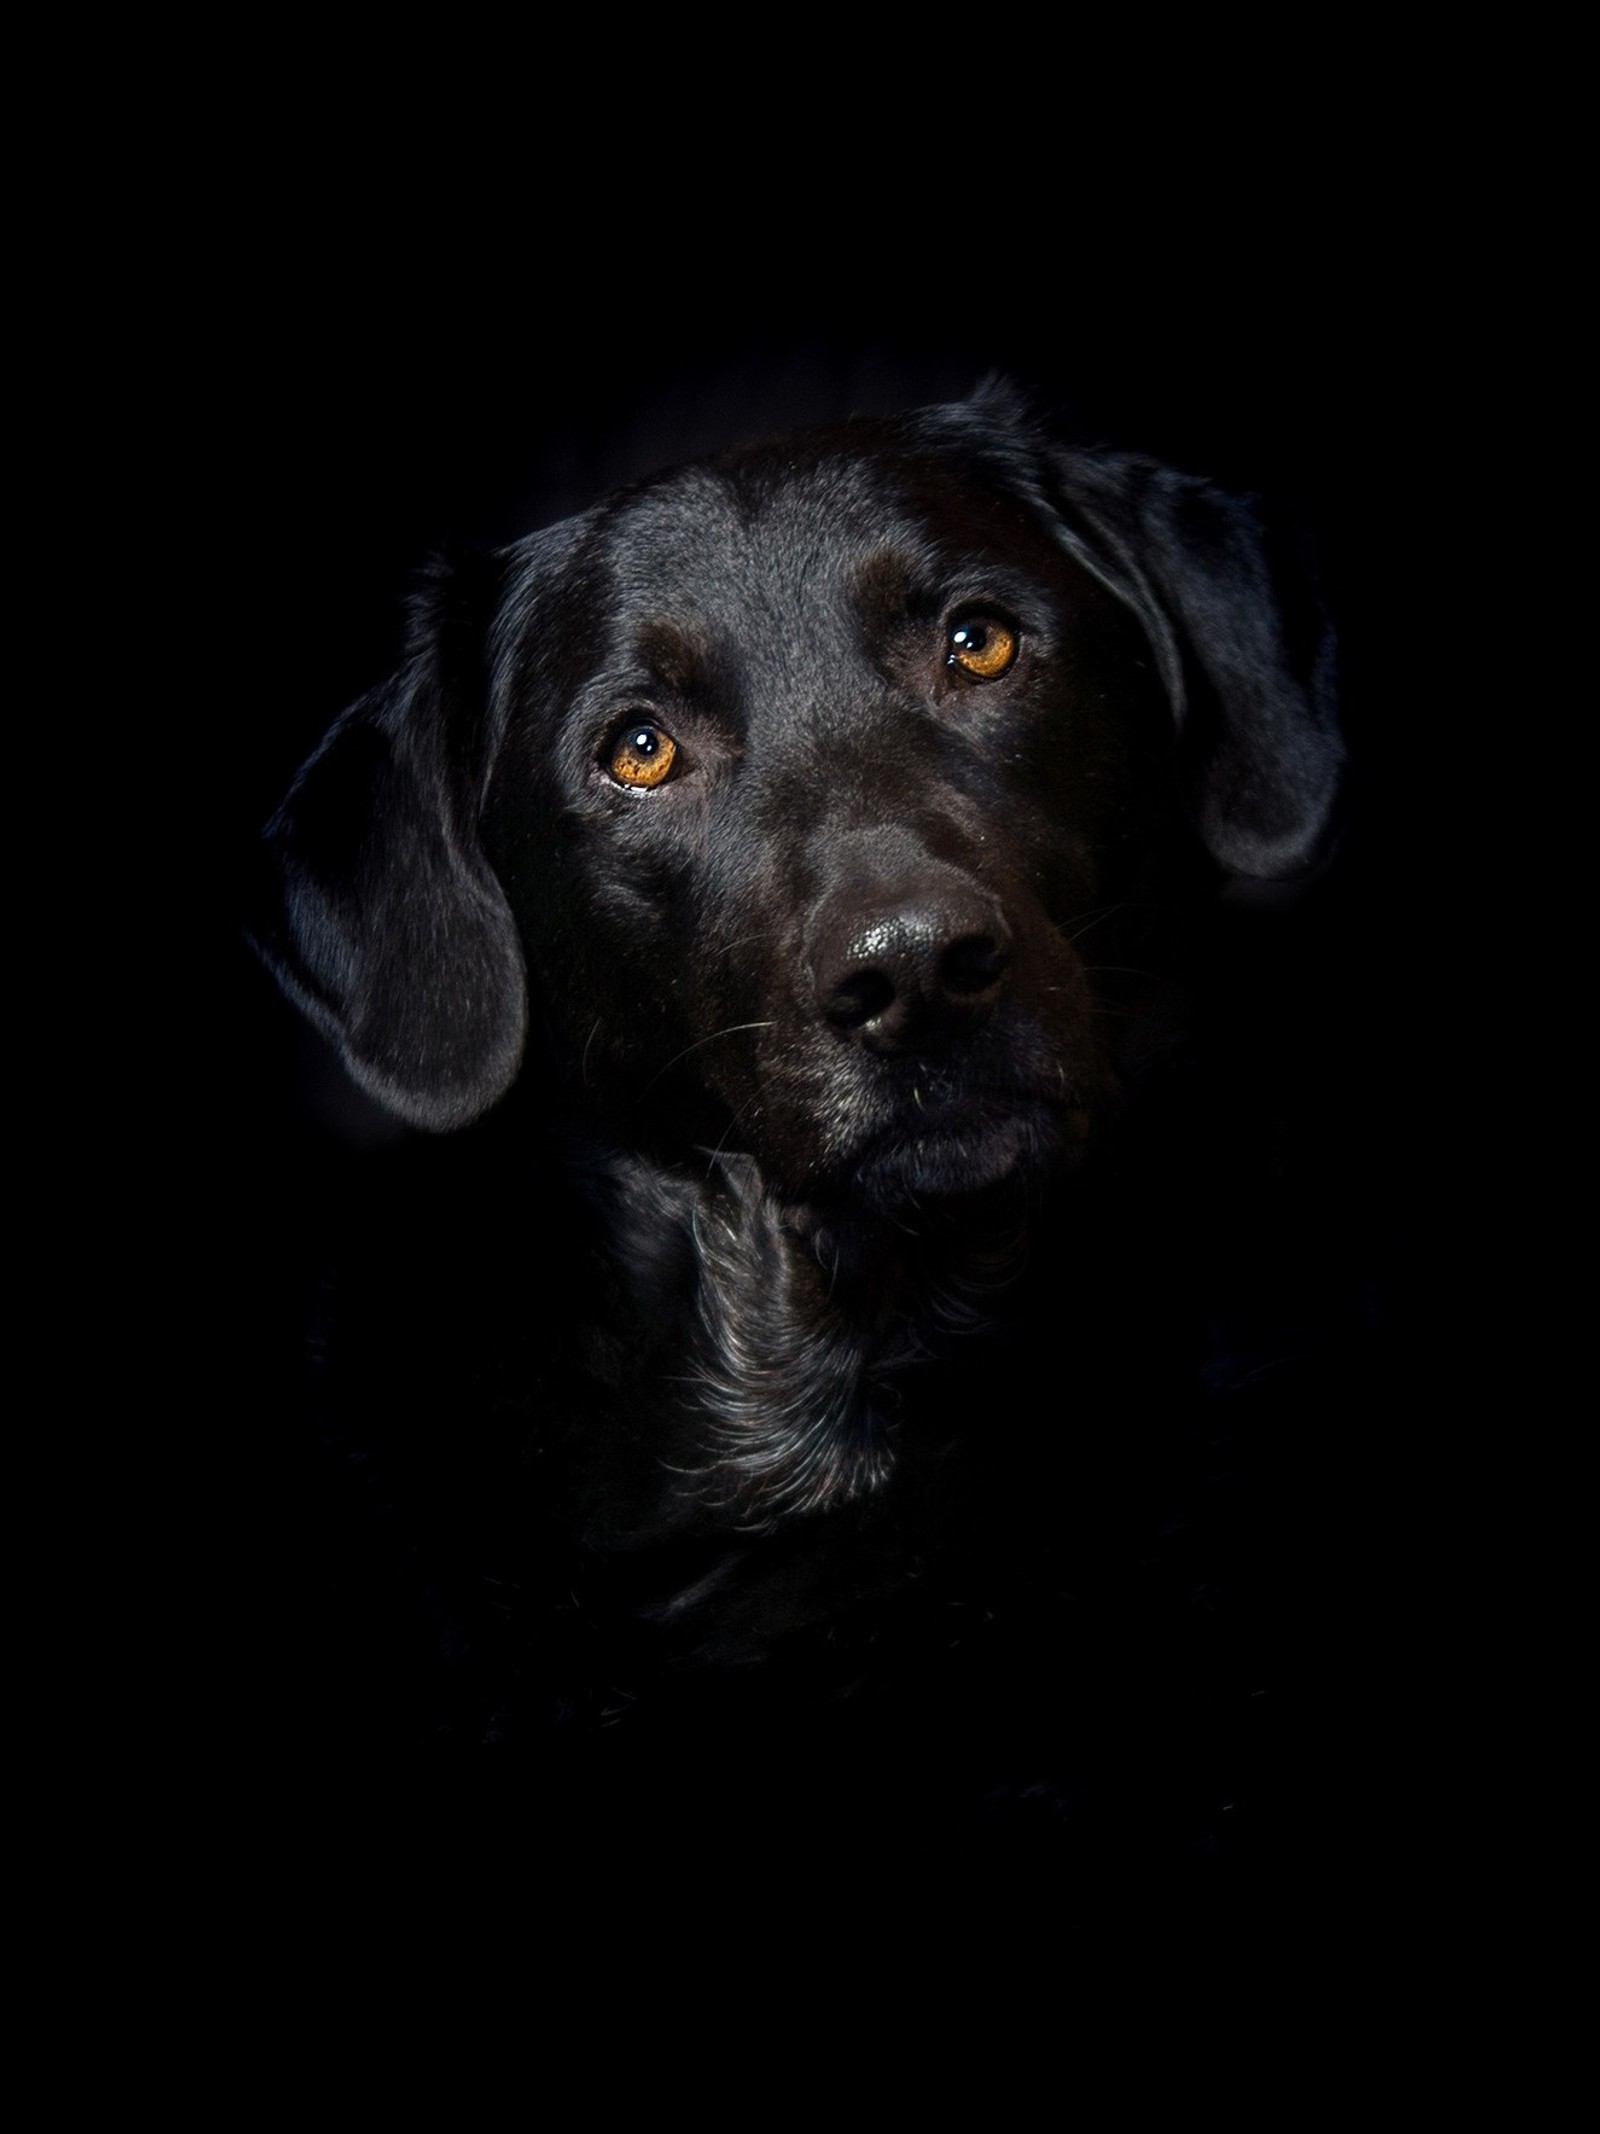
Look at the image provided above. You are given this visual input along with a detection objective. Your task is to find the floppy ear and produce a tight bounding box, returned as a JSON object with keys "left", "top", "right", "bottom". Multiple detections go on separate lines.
{"left": 251, "top": 553, "right": 527, "bottom": 1132}
{"left": 1044, "top": 445, "right": 1343, "bottom": 881}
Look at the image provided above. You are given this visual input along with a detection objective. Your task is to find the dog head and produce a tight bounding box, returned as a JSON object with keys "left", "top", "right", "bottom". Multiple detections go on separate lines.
{"left": 256, "top": 383, "right": 1340, "bottom": 1212}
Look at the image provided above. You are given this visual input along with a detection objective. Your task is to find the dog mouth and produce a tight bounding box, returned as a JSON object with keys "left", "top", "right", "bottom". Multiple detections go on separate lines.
{"left": 845, "top": 1086, "right": 1085, "bottom": 1207}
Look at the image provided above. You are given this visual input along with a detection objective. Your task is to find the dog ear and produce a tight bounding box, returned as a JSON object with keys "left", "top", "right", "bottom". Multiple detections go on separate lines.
{"left": 1042, "top": 444, "right": 1343, "bottom": 882}
{"left": 252, "top": 552, "right": 528, "bottom": 1132}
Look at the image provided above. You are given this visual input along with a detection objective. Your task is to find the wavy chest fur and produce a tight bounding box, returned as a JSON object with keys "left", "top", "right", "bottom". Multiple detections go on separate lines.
{"left": 559, "top": 1144, "right": 1035, "bottom": 1541}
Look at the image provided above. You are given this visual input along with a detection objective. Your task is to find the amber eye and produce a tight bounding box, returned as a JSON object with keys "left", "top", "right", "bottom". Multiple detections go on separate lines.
{"left": 946, "top": 612, "right": 1018, "bottom": 680}
{"left": 608, "top": 722, "right": 678, "bottom": 788}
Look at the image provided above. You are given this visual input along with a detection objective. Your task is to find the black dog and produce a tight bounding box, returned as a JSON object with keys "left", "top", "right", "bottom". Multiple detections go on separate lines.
{"left": 252, "top": 380, "right": 1353, "bottom": 1871}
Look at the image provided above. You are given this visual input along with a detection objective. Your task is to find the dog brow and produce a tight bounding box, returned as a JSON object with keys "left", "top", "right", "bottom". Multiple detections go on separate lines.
{"left": 634, "top": 617, "right": 717, "bottom": 695}
{"left": 853, "top": 548, "right": 920, "bottom": 619}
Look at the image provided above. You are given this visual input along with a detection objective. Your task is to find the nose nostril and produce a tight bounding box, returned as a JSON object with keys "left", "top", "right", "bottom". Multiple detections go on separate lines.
{"left": 812, "top": 890, "right": 1012, "bottom": 1051}
{"left": 824, "top": 967, "right": 896, "bottom": 1031}
{"left": 941, "top": 932, "right": 1008, "bottom": 999}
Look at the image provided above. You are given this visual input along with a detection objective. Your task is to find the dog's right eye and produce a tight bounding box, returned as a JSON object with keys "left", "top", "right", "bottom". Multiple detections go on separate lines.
{"left": 607, "top": 721, "right": 679, "bottom": 789}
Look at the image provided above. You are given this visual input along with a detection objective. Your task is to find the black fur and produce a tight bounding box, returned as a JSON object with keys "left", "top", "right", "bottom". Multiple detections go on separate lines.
{"left": 252, "top": 382, "right": 1366, "bottom": 1897}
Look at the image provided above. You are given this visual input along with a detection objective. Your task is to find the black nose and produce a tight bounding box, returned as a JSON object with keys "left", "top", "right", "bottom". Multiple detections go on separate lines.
{"left": 811, "top": 883, "right": 1012, "bottom": 1056}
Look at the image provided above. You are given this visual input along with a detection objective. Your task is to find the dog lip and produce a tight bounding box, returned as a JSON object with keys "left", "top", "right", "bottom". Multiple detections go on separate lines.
{"left": 883, "top": 1077, "right": 1085, "bottom": 1131}
{"left": 845, "top": 1086, "right": 1083, "bottom": 1202}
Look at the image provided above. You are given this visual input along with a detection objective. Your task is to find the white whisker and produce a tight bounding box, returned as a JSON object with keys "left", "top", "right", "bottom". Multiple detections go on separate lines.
{"left": 640, "top": 1020, "right": 775, "bottom": 1095}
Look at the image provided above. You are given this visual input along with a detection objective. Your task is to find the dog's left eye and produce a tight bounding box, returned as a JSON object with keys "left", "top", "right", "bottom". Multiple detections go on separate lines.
{"left": 608, "top": 722, "right": 679, "bottom": 789}
{"left": 946, "top": 612, "right": 1019, "bottom": 681}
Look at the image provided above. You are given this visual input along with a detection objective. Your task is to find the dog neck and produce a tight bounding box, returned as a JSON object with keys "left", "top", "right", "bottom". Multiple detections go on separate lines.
{"left": 567, "top": 1140, "right": 1032, "bottom": 1535}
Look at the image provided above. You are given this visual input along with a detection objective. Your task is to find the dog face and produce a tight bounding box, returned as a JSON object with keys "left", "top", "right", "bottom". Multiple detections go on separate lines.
{"left": 484, "top": 419, "right": 1186, "bottom": 1211}
{"left": 259, "top": 387, "right": 1341, "bottom": 1215}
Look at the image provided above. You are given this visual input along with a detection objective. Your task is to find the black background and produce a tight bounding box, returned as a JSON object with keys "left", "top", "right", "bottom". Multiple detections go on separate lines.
{"left": 213, "top": 161, "right": 1426, "bottom": 1296}
{"left": 188, "top": 116, "right": 1447, "bottom": 1940}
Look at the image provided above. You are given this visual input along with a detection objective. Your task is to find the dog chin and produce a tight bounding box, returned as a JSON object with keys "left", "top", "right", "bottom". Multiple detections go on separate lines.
{"left": 847, "top": 1099, "right": 1078, "bottom": 1209}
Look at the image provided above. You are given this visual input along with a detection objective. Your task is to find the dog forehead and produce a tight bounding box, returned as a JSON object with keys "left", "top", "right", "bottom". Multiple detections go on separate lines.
{"left": 594, "top": 433, "right": 1032, "bottom": 634}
